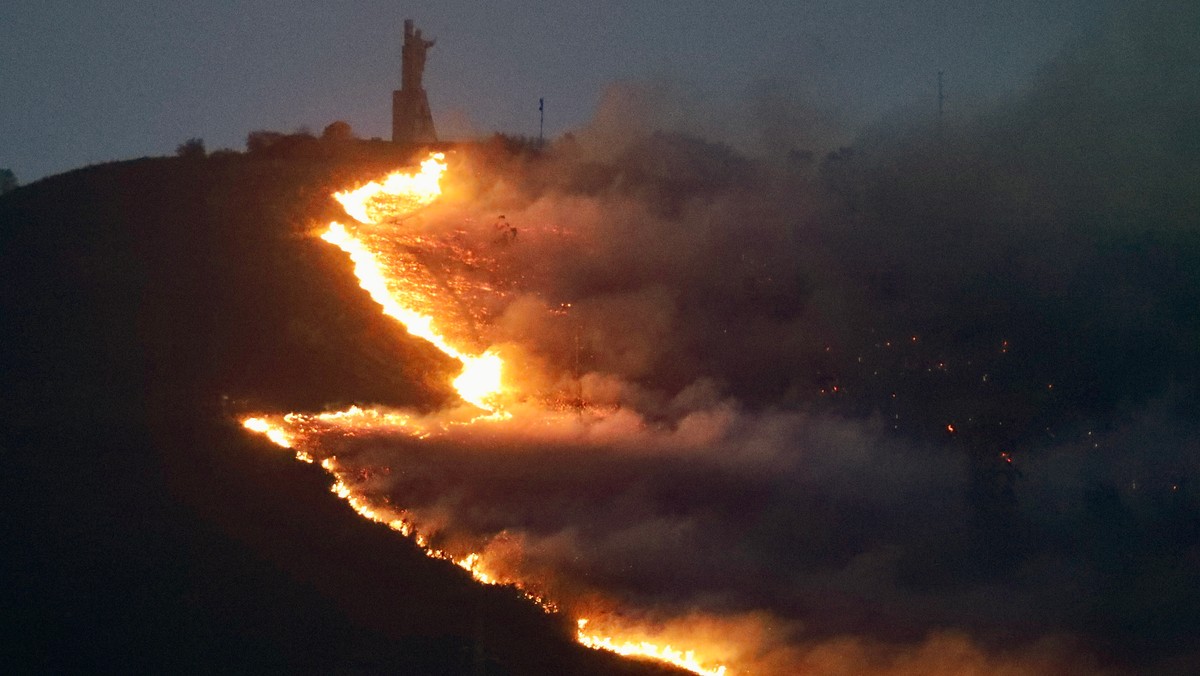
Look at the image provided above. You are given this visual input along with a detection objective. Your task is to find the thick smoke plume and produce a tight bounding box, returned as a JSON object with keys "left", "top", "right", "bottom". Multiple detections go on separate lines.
{"left": 307, "top": 4, "right": 1199, "bottom": 673}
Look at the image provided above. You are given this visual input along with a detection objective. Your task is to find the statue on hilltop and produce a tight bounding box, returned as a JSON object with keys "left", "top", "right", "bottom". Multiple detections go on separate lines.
{"left": 393, "top": 19, "right": 438, "bottom": 145}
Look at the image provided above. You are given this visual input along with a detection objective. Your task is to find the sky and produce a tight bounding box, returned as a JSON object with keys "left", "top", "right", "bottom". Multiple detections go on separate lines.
{"left": 2, "top": 1, "right": 1104, "bottom": 183}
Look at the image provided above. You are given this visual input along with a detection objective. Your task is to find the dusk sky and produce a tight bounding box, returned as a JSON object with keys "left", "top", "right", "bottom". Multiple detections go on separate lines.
{"left": 3, "top": 1, "right": 1103, "bottom": 183}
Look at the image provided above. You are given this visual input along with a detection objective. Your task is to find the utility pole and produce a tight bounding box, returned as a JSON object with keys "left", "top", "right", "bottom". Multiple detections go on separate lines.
{"left": 937, "top": 70, "right": 945, "bottom": 139}
{"left": 539, "top": 98, "right": 545, "bottom": 147}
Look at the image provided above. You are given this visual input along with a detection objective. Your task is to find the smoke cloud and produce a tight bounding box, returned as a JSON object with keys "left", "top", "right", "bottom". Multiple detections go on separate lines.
{"left": 309, "top": 4, "right": 1199, "bottom": 673}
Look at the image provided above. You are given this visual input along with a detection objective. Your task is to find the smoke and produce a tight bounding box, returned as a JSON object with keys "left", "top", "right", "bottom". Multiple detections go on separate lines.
{"left": 570, "top": 78, "right": 854, "bottom": 166}
{"left": 302, "top": 3, "right": 1199, "bottom": 673}
{"left": 315, "top": 397, "right": 1172, "bottom": 674}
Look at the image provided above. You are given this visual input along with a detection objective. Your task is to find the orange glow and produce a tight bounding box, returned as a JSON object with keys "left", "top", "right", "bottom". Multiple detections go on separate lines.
{"left": 333, "top": 153, "right": 447, "bottom": 224}
{"left": 242, "top": 416, "right": 294, "bottom": 448}
{"left": 320, "top": 154, "right": 506, "bottom": 412}
{"left": 238, "top": 153, "right": 725, "bottom": 674}
{"left": 242, "top": 408, "right": 723, "bottom": 671}
{"left": 240, "top": 417, "right": 557, "bottom": 611}
{"left": 576, "top": 619, "right": 728, "bottom": 676}
{"left": 452, "top": 350, "right": 504, "bottom": 411}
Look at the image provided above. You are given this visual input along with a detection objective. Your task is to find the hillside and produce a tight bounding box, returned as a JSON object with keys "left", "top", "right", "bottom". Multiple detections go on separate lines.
{"left": 0, "top": 149, "right": 680, "bottom": 675}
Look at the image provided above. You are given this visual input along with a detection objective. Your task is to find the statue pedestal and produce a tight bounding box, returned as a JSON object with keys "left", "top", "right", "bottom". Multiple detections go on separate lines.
{"left": 392, "top": 88, "right": 437, "bottom": 145}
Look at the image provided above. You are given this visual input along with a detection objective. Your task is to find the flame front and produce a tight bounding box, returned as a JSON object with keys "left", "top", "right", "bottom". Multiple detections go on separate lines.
{"left": 241, "top": 413, "right": 728, "bottom": 674}
{"left": 320, "top": 154, "right": 505, "bottom": 412}
{"left": 240, "top": 154, "right": 729, "bottom": 675}
{"left": 242, "top": 416, "right": 293, "bottom": 448}
{"left": 333, "top": 153, "right": 448, "bottom": 224}
{"left": 577, "top": 619, "right": 727, "bottom": 676}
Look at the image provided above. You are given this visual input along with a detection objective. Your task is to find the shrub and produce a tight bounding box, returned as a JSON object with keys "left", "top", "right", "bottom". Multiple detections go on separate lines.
{"left": 176, "top": 138, "right": 206, "bottom": 159}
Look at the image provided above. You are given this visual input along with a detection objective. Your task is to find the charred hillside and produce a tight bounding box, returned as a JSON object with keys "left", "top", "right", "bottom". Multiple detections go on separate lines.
{"left": 0, "top": 150, "right": 680, "bottom": 675}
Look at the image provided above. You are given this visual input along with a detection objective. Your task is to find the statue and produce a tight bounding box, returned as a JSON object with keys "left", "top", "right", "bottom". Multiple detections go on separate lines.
{"left": 393, "top": 19, "right": 438, "bottom": 144}
{"left": 401, "top": 20, "right": 434, "bottom": 92}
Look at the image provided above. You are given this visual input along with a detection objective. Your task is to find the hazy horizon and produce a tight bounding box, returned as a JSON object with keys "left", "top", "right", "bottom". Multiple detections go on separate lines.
{"left": 3, "top": 1, "right": 1108, "bottom": 183}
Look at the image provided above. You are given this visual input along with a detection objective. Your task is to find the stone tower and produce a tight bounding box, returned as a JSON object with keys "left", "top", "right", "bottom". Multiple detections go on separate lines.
{"left": 392, "top": 19, "right": 437, "bottom": 145}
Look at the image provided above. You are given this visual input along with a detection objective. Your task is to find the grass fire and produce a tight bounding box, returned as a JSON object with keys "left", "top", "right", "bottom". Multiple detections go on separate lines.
{"left": 4, "top": 5, "right": 1198, "bottom": 671}
{"left": 242, "top": 155, "right": 731, "bottom": 675}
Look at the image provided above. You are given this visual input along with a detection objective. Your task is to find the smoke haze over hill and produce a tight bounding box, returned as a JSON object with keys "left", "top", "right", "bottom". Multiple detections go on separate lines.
{"left": 247, "top": 4, "right": 1200, "bottom": 672}
{"left": 3, "top": 2, "right": 1198, "bottom": 673}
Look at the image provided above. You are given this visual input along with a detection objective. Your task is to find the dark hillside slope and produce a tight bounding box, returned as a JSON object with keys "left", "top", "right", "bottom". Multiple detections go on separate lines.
{"left": 0, "top": 153, "right": 676, "bottom": 675}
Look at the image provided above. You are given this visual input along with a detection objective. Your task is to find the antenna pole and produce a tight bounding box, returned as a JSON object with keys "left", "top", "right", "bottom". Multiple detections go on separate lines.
{"left": 937, "top": 70, "right": 944, "bottom": 137}
{"left": 539, "top": 97, "right": 545, "bottom": 146}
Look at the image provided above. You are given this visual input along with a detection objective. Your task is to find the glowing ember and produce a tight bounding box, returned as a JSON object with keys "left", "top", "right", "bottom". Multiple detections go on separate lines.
{"left": 576, "top": 619, "right": 727, "bottom": 676}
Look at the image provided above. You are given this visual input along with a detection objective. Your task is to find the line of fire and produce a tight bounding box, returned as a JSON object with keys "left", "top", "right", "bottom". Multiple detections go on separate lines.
{"left": 238, "top": 19, "right": 731, "bottom": 676}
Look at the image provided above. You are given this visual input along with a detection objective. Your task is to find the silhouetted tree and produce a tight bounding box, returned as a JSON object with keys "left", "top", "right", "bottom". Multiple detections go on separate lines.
{"left": 321, "top": 121, "right": 355, "bottom": 143}
{"left": 245, "top": 129, "right": 323, "bottom": 159}
{"left": 246, "top": 130, "right": 286, "bottom": 154}
{"left": 487, "top": 132, "right": 541, "bottom": 156}
{"left": 0, "top": 169, "right": 16, "bottom": 194}
{"left": 176, "top": 138, "right": 206, "bottom": 159}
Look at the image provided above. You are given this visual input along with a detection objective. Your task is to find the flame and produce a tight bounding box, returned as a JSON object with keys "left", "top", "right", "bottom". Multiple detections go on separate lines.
{"left": 241, "top": 408, "right": 725, "bottom": 672}
{"left": 320, "top": 154, "right": 505, "bottom": 411}
{"left": 576, "top": 619, "right": 727, "bottom": 676}
{"left": 241, "top": 412, "right": 556, "bottom": 609}
{"left": 333, "top": 153, "right": 447, "bottom": 224}
{"left": 238, "top": 154, "right": 728, "bottom": 674}
{"left": 452, "top": 350, "right": 504, "bottom": 411}
{"left": 242, "top": 416, "right": 293, "bottom": 448}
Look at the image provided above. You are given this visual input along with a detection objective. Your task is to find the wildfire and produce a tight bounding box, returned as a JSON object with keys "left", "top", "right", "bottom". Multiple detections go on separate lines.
{"left": 242, "top": 416, "right": 294, "bottom": 448}
{"left": 577, "top": 619, "right": 727, "bottom": 676}
{"left": 322, "top": 154, "right": 505, "bottom": 412}
{"left": 333, "top": 152, "right": 447, "bottom": 224}
{"left": 239, "top": 154, "right": 729, "bottom": 675}
{"left": 240, "top": 413, "right": 560, "bottom": 609}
